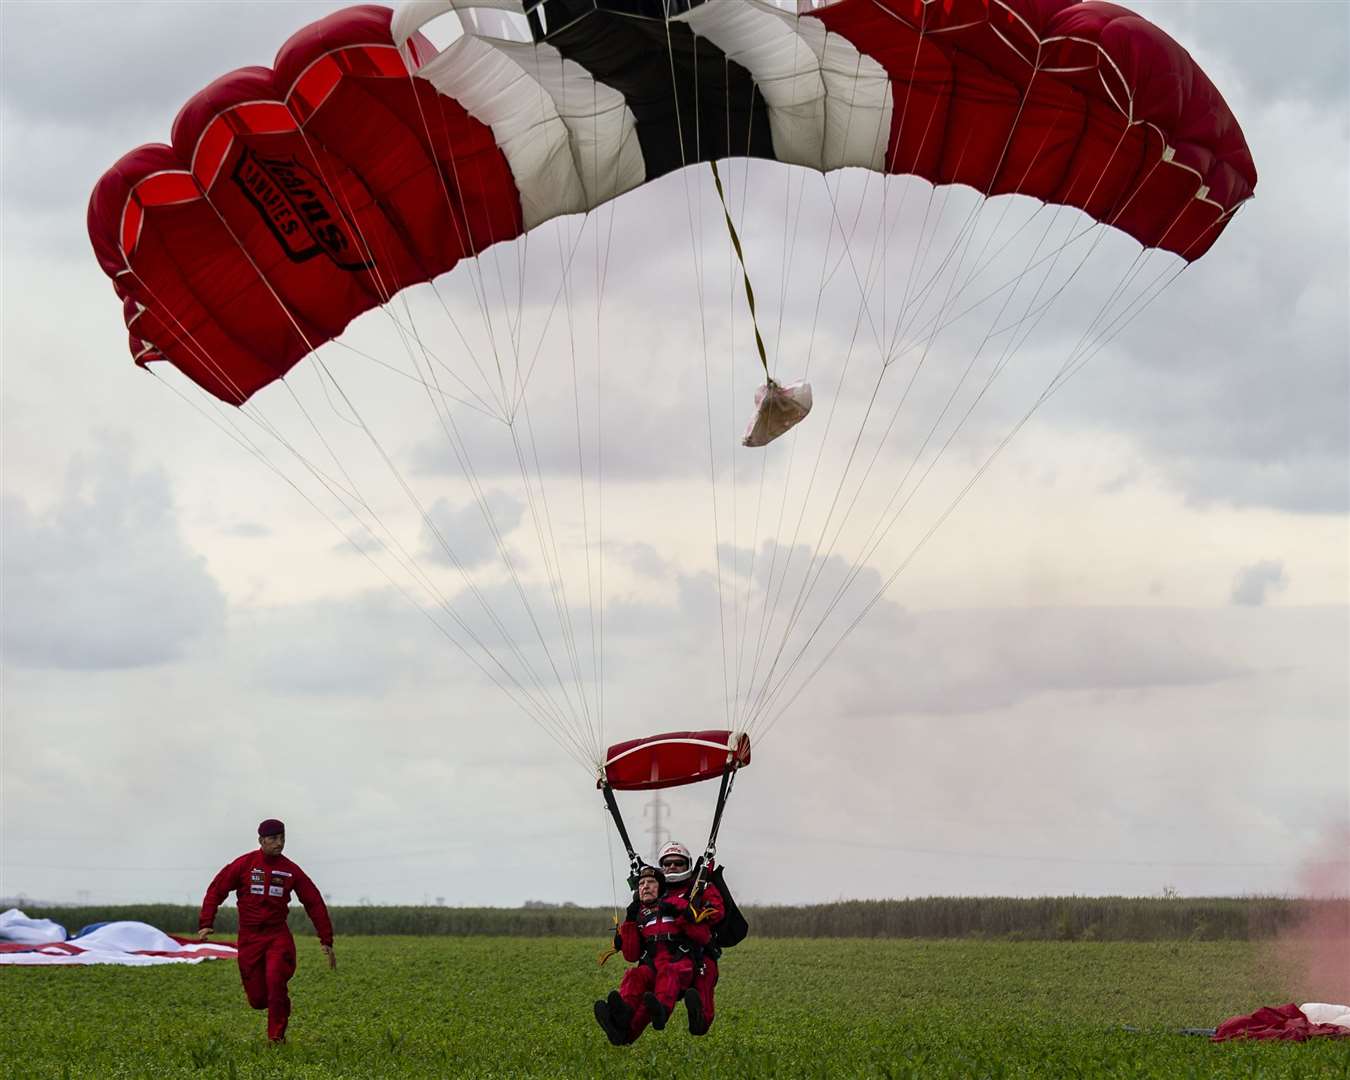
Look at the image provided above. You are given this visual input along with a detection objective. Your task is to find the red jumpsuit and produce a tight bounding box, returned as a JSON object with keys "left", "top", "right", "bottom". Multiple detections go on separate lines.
{"left": 615, "top": 880, "right": 724, "bottom": 1040}
{"left": 199, "top": 851, "right": 332, "bottom": 1041}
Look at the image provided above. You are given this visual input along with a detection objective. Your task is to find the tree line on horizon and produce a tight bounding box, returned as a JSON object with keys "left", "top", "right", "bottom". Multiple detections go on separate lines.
{"left": 16, "top": 895, "right": 1334, "bottom": 942}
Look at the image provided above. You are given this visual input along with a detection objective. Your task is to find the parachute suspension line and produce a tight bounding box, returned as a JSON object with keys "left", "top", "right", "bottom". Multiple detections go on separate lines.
{"left": 754, "top": 262, "right": 1192, "bottom": 746}
{"left": 148, "top": 375, "right": 590, "bottom": 766}
{"left": 743, "top": 68, "right": 1123, "bottom": 736}
{"left": 316, "top": 60, "right": 617, "bottom": 758}
{"left": 554, "top": 222, "right": 602, "bottom": 751}
{"left": 750, "top": 209, "right": 1099, "bottom": 732}
{"left": 734, "top": 38, "right": 886, "bottom": 727}
{"left": 382, "top": 312, "right": 603, "bottom": 754}
{"left": 191, "top": 192, "right": 598, "bottom": 748}
{"left": 282, "top": 122, "right": 588, "bottom": 723}
{"left": 389, "top": 247, "right": 600, "bottom": 750}
{"left": 322, "top": 374, "right": 591, "bottom": 746}
{"left": 659, "top": 14, "right": 733, "bottom": 731}
{"left": 415, "top": 280, "right": 508, "bottom": 419}
{"left": 751, "top": 161, "right": 1200, "bottom": 742}
{"left": 732, "top": 163, "right": 809, "bottom": 720}
{"left": 771, "top": 106, "right": 1059, "bottom": 717}
{"left": 592, "top": 199, "right": 622, "bottom": 750}
{"left": 399, "top": 68, "right": 523, "bottom": 418}
{"left": 720, "top": 65, "right": 762, "bottom": 724}
{"left": 738, "top": 42, "right": 950, "bottom": 708}
{"left": 502, "top": 222, "right": 601, "bottom": 740}
{"left": 403, "top": 57, "right": 620, "bottom": 762}
{"left": 882, "top": 118, "right": 1138, "bottom": 370}
{"left": 509, "top": 395, "right": 596, "bottom": 743}
{"left": 801, "top": 111, "right": 1079, "bottom": 616}
{"left": 303, "top": 275, "right": 594, "bottom": 745}
{"left": 738, "top": 176, "right": 872, "bottom": 727}
{"left": 329, "top": 336, "right": 499, "bottom": 422}
{"left": 1057, "top": 258, "right": 1190, "bottom": 392}
{"left": 603, "top": 805, "right": 623, "bottom": 929}
{"left": 586, "top": 75, "right": 605, "bottom": 753}
{"left": 738, "top": 88, "right": 955, "bottom": 731}
{"left": 843, "top": 209, "right": 1084, "bottom": 606}
{"left": 509, "top": 215, "right": 610, "bottom": 417}
{"left": 132, "top": 303, "right": 591, "bottom": 767}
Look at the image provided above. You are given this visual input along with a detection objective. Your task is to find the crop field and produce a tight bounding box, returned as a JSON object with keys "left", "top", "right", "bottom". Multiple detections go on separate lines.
{"left": 4, "top": 937, "right": 1344, "bottom": 1079}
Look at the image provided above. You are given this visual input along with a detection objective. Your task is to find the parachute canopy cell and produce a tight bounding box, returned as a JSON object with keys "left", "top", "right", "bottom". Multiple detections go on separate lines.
{"left": 602, "top": 730, "right": 751, "bottom": 791}
{"left": 87, "top": 0, "right": 1255, "bottom": 407}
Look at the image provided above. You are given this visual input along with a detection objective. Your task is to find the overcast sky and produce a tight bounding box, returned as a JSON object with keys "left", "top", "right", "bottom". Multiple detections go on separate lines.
{"left": 1, "top": 0, "right": 1346, "bottom": 910}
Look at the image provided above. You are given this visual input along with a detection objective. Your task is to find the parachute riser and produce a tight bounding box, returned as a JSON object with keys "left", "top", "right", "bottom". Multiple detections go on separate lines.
{"left": 689, "top": 759, "right": 740, "bottom": 919}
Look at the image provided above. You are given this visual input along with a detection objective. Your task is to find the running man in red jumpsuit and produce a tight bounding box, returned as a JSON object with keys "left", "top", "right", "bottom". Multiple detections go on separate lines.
{"left": 594, "top": 842, "right": 724, "bottom": 1045}
{"left": 198, "top": 819, "right": 335, "bottom": 1042}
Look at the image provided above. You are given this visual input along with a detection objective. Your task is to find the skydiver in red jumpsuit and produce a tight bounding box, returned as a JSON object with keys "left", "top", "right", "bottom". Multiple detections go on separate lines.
{"left": 656, "top": 840, "right": 723, "bottom": 1037}
{"left": 593, "top": 842, "right": 724, "bottom": 1045}
{"left": 198, "top": 819, "right": 335, "bottom": 1043}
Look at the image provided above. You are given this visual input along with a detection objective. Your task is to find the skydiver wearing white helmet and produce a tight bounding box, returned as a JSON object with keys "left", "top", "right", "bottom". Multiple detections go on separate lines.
{"left": 657, "top": 840, "right": 724, "bottom": 1037}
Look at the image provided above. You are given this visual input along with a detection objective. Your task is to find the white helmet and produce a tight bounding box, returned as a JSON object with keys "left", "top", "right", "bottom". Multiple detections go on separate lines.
{"left": 657, "top": 841, "right": 694, "bottom": 884}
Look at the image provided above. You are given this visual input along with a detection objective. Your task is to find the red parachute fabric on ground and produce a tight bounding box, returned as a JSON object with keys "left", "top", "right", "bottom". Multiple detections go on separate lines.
{"left": 1212, "top": 1004, "right": 1350, "bottom": 1042}
{"left": 603, "top": 731, "right": 751, "bottom": 791}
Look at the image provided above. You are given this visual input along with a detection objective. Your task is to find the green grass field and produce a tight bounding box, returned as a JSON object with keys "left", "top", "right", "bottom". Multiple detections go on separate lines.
{"left": 4, "top": 938, "right": 1345, "bottom": 1079}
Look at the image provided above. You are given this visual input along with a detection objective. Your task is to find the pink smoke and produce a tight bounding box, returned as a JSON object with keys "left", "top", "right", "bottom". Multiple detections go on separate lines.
{"left": 1267, "top": 824, "right": 1350, "bottom": 1004}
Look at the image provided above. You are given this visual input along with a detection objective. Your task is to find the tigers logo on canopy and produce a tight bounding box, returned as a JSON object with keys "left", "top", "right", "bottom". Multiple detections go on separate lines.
{"left": 231, "top": 148, "right": 372, "bottom": 271}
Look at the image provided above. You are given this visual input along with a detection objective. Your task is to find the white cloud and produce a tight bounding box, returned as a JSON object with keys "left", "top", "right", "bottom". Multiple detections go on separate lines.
{"left": 1, "top": 439, "right": 225, "bottom": 669}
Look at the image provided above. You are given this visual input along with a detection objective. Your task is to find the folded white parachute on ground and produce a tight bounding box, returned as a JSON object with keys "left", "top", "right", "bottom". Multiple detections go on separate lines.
{"left": 1302, "top": 1003, "right": 1350, "bottom": 1030}
{"left": 742, "top": 380, "right": 812, "bottom": 448}
{"left": 0, "top": 907, "right": 237, "bottom": 966}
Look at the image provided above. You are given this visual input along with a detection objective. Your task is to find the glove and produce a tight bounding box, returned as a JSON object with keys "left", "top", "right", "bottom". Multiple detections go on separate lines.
{"left": 625, "top": 899, "right": 639, "bottom": 922}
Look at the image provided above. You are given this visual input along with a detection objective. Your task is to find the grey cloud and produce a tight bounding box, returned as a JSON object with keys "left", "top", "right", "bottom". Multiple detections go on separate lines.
{"left": 0, "top": 3, "right": 349, "bottom": 129}
{"left": 1231, "top": 559, "right": 1289, "bottom": 606}
{"left": 1, "top": 439, "right": 225, "bottom": 669}
{"left": 245, "top": 591, "right": 433, "bottom": 697}
{"left": 830, "top": 606, "right": 1244, "bottom": 719}
{"left": 420, "top": 490, "right": 525, "bottom": 568}
{"left": 618, "top": 541, "right": 673, "bottom": 579}
{"left": 1145, "top": 1, "right": 1350, "bottom": 107}
{"left": 0, "top": 2, "right": 349, "bottom": 258}
{"left": 1041, "top": 95, "right": 1348, "bottom": 513}
{"left": 2, "top": 579, "right": 1344, "bottom": 903}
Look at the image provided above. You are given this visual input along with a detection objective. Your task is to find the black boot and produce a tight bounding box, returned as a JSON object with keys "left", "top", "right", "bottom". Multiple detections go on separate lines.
{"left": 593, "top": 1000, "right": 628, "bottom": 1046}
{"left": 683, "top": 987, "right": 710, "bottom": 1036}
{"left": 643, "top": 991, "right": 671, "bottom": 1031}
{"left": 607, "top": 990, "right": 634, "bottom": 1030}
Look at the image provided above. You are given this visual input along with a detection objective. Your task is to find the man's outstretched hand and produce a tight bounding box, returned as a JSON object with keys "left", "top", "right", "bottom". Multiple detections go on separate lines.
{"left": 196, "top": 927, "right": 213, "bottom": 942}
{"left": 321, "top": 943, "right": 337, "bottom": 970}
